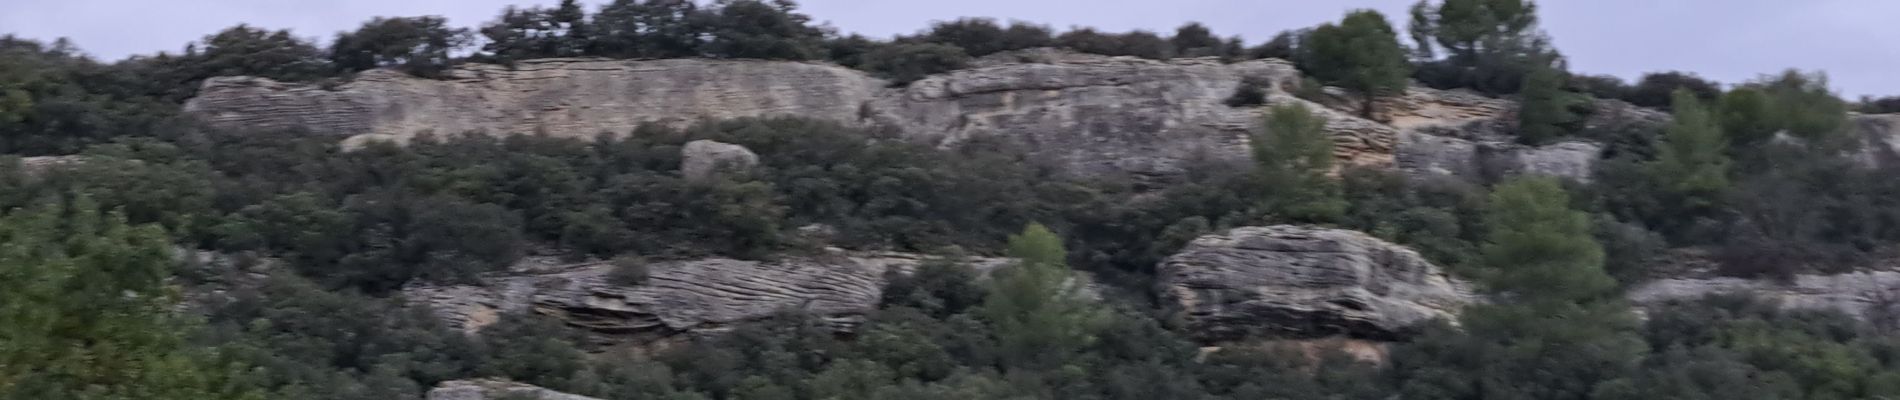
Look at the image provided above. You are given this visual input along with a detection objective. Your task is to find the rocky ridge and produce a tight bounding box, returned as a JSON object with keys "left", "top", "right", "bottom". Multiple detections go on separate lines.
{"left": 183, "top": 50, "right": 1615, "bottom": 181}
{"left": 1627, "top": 270, "right": 1900, "bottom": 322}
{"left": 402, "top": 251, "right": 1010, "bottom": 343}
{"left": 1157, "top": 225, "right": 1476, "bottom": 342}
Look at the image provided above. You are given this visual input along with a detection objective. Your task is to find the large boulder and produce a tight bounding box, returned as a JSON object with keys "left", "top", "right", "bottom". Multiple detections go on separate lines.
{"left": 403, "top": 251, "right": 1010, "bottom": 342}
{"left": 680, "top": 139, "right": 758, "bottom": 182}
{"left": 428, "top": 379, "right": 600, "bottom": 400}
{"left": 1158, "top": 226, "right": 1475, "bottom": 342}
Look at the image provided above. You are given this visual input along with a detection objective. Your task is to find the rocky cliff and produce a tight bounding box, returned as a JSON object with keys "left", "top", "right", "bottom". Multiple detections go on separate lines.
{"left": 180, "top": 51, "right": 1510, "bottom": 179}
{"left": 402, "top": 251, "right": 1009, "bottom": 343}
{"left": 1157, "top": 225, "right": 1475, "bottom": 342}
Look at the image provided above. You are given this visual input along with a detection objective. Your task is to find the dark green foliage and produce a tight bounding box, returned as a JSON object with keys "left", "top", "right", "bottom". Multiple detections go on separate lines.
{"left": 912, "top": 18, "right": 1052, "bottom": 58}
{"left": 1055, "top": 28, "right": 1171, "bottom": 59}
{"left": 330, "top": 16, "right": 472, "bottom": 78}
{"left": 880, "top": 260, "right": 987, "bottom": 318}
{"left": 1299, "top": 10, "right": 1412, "bottom": 118}
{"left": 1407, "top": 0, "right": 1558, "bottom": 94}
{"left": 699, "top": 0, "right": 827, "bottom": 60}
{"left": 1252, "top": 30, "right": 1304, "bottom": 60}
{"left": 1515, "top": 65, "right": 1587, "bottom": 145}
{"left": 1223, "top": 81, "right": 1268, "bottom": 107}
{"left": 858, "top": 43, "right": 969, "bottom": 85}
{"left": 1749, "top": 70, "right": 1849, "bottom": 142}
{"left": 0, "top": 198, "right": 259, "bottom": 400}
{"left": 1391, "top": 177, "right": 1643, "bottom": 400}
{"left": 479, "top": 0, "right": 592, "bottom": 63}
{"left": 1570, "top": 74, "right": 1631, "bottom": 100}
{"left": 1863, "top": 95, "right": 1900, "bottom": 114}
{"left": 1646, "top": 90, "right": 1730, "bottom": 242}
{"left": 0, "top": 37, "right": 189, "bottom": 155}
{"left": 1255, "top": 104, "right": 1345, "bottom": 223}
{"left": 190, "top": 25, "right": 333, "bottom": 83}
{"left": 1169, "top": 23, "right": 1228, "bottom": 58}
{"left": 1625, "top": 71, "right": 1721, "bottom": 109}
{"left": 1341, "top": 167, "right": 1487, "bottom": 270}
{"left": 592, "top": 0, "right": 706, "bottom": 58}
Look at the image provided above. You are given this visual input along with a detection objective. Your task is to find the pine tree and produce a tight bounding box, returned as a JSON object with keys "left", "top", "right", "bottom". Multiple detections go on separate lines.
{"left": 980, "top": 223, "right": 1102, "bottom": 369}
{"left": 1514, "top": 65, "right": 1582, "bottom": 145}
{"left": 1648, "top": 90, "right": 1731, "bottom": 225}
{"left": 1299, "top": 10, "right": 1412, "bottom": 118}
{"left": 1254, "top": 104, "right": 1345, "bottom": 223}
{"left": 0, "top": 197, "right": 259, "bottom": 399}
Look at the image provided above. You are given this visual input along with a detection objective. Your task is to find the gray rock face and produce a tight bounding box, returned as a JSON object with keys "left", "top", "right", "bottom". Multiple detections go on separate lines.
{"left": 183, "top": 52, "right": 1409, "bottom": 178}
{"left": 1397, "top": 131, "right": 1603, "bottom": 183}
{"left": 1627, "top": 271, "right": 1900, "bottom": 321}
{"left": 1854, "top": 113, "right": 1900, "bottom": 166}
{"left": 1158, "top": 226, "right": 1475, "bottom": 342}
{"left": 428, "top": 379, "right": 600, "bottom": 400}
{"left": 680, "top": 139, "right": 759, "bottom": 182}
{"left": 403, "top": 252, "right": 1009, "bottom": 341}
{"left": 185, "top": 58, "right": 881, "bottom": 141}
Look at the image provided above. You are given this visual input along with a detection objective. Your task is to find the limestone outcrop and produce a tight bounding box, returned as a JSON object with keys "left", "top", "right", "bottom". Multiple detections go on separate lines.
{"left": 1157, "top": 225, "right": 1475, "bottom": 342}
{"left": 182, "top": 52, "right": 1398, "bottom": 178}
{"left": 680, "top": 139, "right": 759, "bottom": 181}
{"left": 402, "top": 252, "right": 1009, "bottom": 342}
{"left": 428, "top": 379, "right": 600, "bottom": 400}
{"left": 1627, "top": 270, "right": 1900, "bottom": 322}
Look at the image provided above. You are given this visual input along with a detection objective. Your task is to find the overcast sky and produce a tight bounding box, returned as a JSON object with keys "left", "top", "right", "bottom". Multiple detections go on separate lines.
{"left": 5, "top": 0, "right": 1897, "bottom": 97}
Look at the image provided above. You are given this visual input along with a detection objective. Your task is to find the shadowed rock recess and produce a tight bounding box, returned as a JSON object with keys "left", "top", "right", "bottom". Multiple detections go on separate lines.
{"left": 1159, "top": 225, "right": 1475, "bottom": 342}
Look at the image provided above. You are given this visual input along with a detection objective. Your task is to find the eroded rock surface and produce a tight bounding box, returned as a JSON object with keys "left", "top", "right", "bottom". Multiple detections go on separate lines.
{"left": 1627, "top": 270, "right": 1900, "bottom": 322}
{"left": 428, "top": 379, "right": 600, "bottom": 400}
{"left": 680, "top": 139, "right": 759, "bottom": 181}
{"left": 184, "top": 52, "right": 1404, "bottom": 178}
{"left": 403, "top": 252, "right": 1010, "bottom": 342}
{"left": 1158, "top": 225, "right": 1475, "bottom": 342}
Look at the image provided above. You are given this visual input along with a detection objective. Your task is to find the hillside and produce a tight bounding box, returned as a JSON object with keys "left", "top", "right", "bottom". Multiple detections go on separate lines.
{"left": 11, "top": 0, "right": 1900, "bottom": 399}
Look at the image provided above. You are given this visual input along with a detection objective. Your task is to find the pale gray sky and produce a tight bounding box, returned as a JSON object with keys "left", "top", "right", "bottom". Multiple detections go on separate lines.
{"left": 4, "top": 0, "right": 1897, "bottom": 97}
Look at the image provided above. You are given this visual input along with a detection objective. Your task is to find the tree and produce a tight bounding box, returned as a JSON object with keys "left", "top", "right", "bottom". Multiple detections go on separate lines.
{"left": 1514, "top": 65, "right": 1584, "bottom": 145}
{"left": 860, "top": 43, "right": 969, "bottom": 85}
{"left": 1751, "top": 70, "right": 1847, "bottom": 141}
{"left": 980, "top": 223, "right": 1103, "bottom": 368}
{"left": 914, "top": 18, "right": 1051, "bottom": 58}
{"left": 1254, "top": 104, "right": 1345, "bottom": 223}
{"left": 699, "top": 0, "right": 827, "bottom": 60}
{"left": 1409, "top": 0, "right": 1539, "bottom": 65}
{"left": 592, "top": 0, "right": 706, "bottom": 59}
{"left": 479, "top": 0, "right": 591, "bottom": 63}
{"left": 0, "top": 197, "right": 259, "bottom": 399}
{"left": 1626, "top": 71, "right": 1720, "bottom": 109}
{"left": 191, "top": 25, "right": 331, "bottom": 82}
{"left": 1718, "top": 87, "right": 1777, "bottom": 148}
{"left": 330, "top": 16, "right": 471, "bottom": 78}
{"left": 1392, "top": 178, "right": 1643, "bottom": 400}
{"left": 1646, "top": 90, "right": 1731, "bottom": 239}
{"left": 1170, "top": 23, "right": 1226, "bottom": 58}
{"left": 1299, "top": 10, "right": 1412, "bottom": 118}
{"left": 1407, "top": 0, "right": 1558, "bottom": 94}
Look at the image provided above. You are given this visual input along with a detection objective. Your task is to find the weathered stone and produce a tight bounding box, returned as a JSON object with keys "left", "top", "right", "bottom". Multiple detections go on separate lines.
{"left": 16, "top": 155, "right": 86, "bottom": 177}
{"left": 1627, "top": 270, "right": 1900, "bottom": 322}
{"left": 1853, "top": 113, "right": 1900, "bottom": 167}
{"left": 403, "top": 252, "right": 1010, "bottom": 342}
{"left": 1400, "top": 132, "right": 1603, "bottom": 183}
{"left": 428, "top": 379, "right": 600, "bottom": 400}
{"left": 184, "top": 52, "right": 1406, "bottom": 178}
{"left": 1158, "top": 225, "right": 1475, "bottom": 342}
{"left": 680, "top": 139, "right": 759, "bottom": 182}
